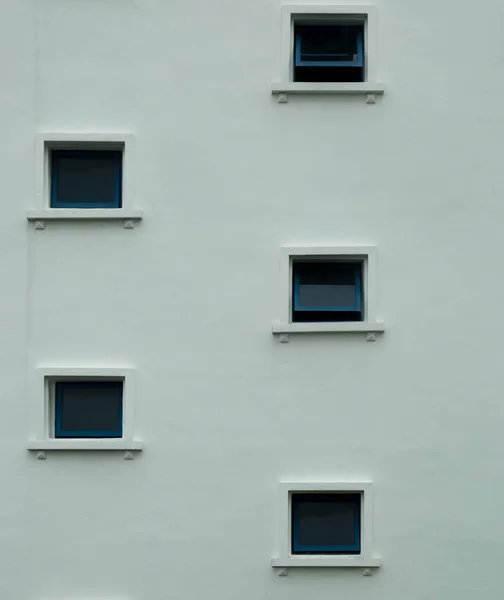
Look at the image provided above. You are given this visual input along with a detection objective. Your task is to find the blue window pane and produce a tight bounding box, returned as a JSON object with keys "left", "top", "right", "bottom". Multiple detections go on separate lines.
{"left": 292, "top": 493, "right": 361, "bottom": 554}
{"left": 51, "top": 150, "right": 122, "bottom": 208}
{"left": 292, "top": 261, "right": 363, "bottom": 322}
{"left": 294, "top": 24, "right": 364, "bottom": 83}
{"left": 55, "top": 381, "right": 123, "bottom": 438}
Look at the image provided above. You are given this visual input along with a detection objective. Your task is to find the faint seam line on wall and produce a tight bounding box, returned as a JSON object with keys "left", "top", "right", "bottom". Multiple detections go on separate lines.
{"left": 28, "top": 0, "right": 41, "bottom": 398}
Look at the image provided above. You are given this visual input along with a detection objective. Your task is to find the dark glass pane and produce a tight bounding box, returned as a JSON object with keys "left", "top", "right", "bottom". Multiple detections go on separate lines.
{"left": 56, "top": 382, "right": 123, "bottom": 437}
{"left": 297, "top": 25, "right": 361, "bottom": 61}
{"left": 52, "top": 150, "right": 122, "bottom": 207}
{"left": 293, "top": 310, "right": 362, "bottom": 323}
{"left": 297, "top": 263, "right": 356, "bottom": 286}
{"left": 292, "top": 493, "right": 360, "bottom": 553}
{"left": 294, "top": 66, "right": 364, "bottom": 83}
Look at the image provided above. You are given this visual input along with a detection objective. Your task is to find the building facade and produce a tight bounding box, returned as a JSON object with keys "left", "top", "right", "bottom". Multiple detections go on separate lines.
{"left": 1, "top": 0, "right": 501, "bottom": 598}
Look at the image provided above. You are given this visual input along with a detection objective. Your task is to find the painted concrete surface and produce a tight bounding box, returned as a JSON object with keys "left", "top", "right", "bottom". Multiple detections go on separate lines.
{"left": 1, "top": 0, "right": 503, "bottom": 597}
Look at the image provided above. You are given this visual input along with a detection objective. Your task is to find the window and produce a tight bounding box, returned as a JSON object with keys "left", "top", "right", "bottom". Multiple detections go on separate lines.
{"left": 27, "top": 367, "right": 142, "bottom": 454}
{"left": 28, "top": 133, "right": 143, "bottom": 227}
{"left": 292, "top": 260, "right": 363, "bottom": 322}
{"left": 294, "top": 24, "right": 364, "bottom": 82}
{"left": 54, "top": 381, "right": 123, "bottom": 439}
{"left": 271, "top": 6, "right": 384, "bottom": 100}
{"left": 273, "top": 245, "right": 384, "bottom": 335}
{"left": 292, "top": 493, "right": 361, "bottom": 554}
{"left": 272, "top": 482, "right": 380, "bottom": 568}
{"left": 50, "top": 149, "right": 122, "bottom": 209}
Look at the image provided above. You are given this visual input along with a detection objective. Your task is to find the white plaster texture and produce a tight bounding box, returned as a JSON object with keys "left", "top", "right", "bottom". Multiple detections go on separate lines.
{"left": 0, "top": 0, "right": 503, "bottom": 598}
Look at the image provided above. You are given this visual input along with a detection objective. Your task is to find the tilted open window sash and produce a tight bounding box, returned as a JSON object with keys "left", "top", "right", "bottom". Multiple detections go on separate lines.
{"left": 294, "top": 25, "right": 364, "bottom": 68}
{"left": 293, "top": 263, "right": 362, "bottom": 314}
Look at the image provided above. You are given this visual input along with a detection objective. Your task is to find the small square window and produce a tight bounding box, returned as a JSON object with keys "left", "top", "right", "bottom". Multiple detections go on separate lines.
{"left": 272, "top": 7, "right": 384, "bottom": 99}
{"left": 54, "top": 381, "right": 123, "bottom": 439}
{"left": 294, "top": 24, "right": 364, "bottom": 83}
{"left": 292, "top": 493, "right": 361, "bottom": 554}
{"left": 28, "top": 367, "right": 142, "bottom": 453}
{"left": 292, "top": 260, "right": 363, "bottom": 322}
{"left": 273, "top": 246, "right": 383, "bottom": 335}
{"left": 50, "top": 149, "right": 123, "bottom": 209}
{"left": 272, "top": 482, "right": 379, "bottom": 568}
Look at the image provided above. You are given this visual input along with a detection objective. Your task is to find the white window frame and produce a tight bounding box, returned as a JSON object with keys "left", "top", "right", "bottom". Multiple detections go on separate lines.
{"left": 272, "top": 245, "right": 385, "bottom": 335}
{"left": 272, "top": 5, "right": 384, "bottom": 101}
{"left": 27, "top": 133, "right": 143, "bottom": 228}
{"left": 27, "top": 366, "right": 143, "bottom": 454}
{"left": 272, "top": 481, "right": 380, "bottom": 568}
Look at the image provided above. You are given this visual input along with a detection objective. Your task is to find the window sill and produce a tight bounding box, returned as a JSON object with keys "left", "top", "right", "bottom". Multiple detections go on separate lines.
{"left": 271, "top": 82, "right": 385, "bottom": 103}
{"left": 27, "top": 439, "right": 143, "bottom": 451}
{"left": 272, "top": 322, "right": 385, "bottom": 334}
{"left": 272, "top": 556, "right": 381, "bottom": 568}
{"left": 27, "top": 209, "right": 143, "bottom": 229}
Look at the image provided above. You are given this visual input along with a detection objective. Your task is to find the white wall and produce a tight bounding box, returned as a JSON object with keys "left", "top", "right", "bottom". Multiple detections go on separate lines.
{"left": 1, "top": 0, "right": 503, "bottom": 597}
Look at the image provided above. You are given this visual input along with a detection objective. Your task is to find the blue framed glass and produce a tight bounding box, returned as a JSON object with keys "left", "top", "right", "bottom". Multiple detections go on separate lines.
{"left": 55, "top": 381, "right": 123, "bottom": 439}
{"left": 50, "top": 150, "right": 123, "bottom": 209}
{"left": 293, "top": 262, "right": 362, "bottom": 313}
{"left": 292, "top": 493, "right": 361, "bottom": 554}
{"left": 295, "top": 25, "right": 364, "bottom": 68}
